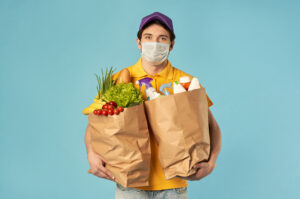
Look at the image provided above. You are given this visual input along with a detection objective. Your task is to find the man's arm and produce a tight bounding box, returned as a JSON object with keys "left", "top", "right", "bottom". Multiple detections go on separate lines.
{"left": 85, "top": 125, "right": 115, "bottom": 180}
{"left": 180, "top": 108, "right": 222, "bottom": 181}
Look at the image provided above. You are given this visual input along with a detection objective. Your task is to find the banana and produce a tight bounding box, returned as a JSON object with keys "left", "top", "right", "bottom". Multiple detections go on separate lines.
{"left": 82, "top": 97, "right": 106, "bottom": 115}
{"left": 82, "top": 107, "right": 94, "bottom": 115}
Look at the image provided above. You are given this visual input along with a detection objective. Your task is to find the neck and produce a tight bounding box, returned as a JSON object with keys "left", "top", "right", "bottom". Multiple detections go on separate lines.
{"left": 141, "top": 58, "right": 168, "bottom": 76}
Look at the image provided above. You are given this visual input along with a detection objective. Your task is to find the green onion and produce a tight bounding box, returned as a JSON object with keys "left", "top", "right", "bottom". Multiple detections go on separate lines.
{"left": 95, "top": 66, "right": 118, "bottom": 100}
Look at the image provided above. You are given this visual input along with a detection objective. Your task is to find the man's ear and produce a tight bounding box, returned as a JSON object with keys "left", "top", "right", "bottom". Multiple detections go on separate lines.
{"left": 169, "top": 40, "right": 175, "bottom": 52}
{"left": 136, "top": 38, "right": 142, "bottom": 51}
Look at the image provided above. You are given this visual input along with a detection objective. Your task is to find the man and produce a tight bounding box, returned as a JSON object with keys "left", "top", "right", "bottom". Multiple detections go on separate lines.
{"left": 85, "top": 12, "right": 222, "bottom": 199}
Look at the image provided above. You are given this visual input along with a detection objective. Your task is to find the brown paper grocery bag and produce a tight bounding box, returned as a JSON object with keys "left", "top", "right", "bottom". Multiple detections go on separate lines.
{"left": 144, "top": 87, "right": 210, "bottom": 180}
{"left": 87, "top": 103, "right": 151, "bottom": 187}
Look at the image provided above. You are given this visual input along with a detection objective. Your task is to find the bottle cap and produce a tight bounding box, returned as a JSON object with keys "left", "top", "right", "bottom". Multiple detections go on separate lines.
{"left": 179, "top": 76, "right": 191, "bottom": 83}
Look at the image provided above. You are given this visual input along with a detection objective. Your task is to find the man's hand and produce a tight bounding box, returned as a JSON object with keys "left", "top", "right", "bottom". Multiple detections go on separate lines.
{"left": 85, "top": 124, "right": 115, "bottom": 181}
{"left": 179, "top": 159, "right": 217, "bottom": 181}
{"left": 87, "top": 150, "right": 115, "bottom": 181}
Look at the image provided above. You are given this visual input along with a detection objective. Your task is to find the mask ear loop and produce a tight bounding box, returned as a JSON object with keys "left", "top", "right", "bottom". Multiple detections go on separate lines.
{"left": 170, "top": 41, "right": 173, "bottom": 48}
{"left": 139, "top": 40, "right": 142, "bottom": 52}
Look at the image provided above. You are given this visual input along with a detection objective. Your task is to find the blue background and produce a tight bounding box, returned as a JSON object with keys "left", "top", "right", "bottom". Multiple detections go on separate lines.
{"left": 1, "top": 0, "right": 299, "bottom": 198}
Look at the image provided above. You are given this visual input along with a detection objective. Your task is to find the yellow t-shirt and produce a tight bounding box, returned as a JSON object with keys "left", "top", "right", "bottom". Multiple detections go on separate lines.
{"left": 112, "top": 57, "right": 213, "bottom": 190}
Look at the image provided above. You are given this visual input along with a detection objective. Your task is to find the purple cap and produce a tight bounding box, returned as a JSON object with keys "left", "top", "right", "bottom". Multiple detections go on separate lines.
{"left": 139, "top": 12, "right": 174, "bottom": 33}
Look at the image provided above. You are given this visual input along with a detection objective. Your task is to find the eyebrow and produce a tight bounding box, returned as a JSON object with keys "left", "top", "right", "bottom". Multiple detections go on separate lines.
{"left": 143, "top": 33, "right": 169, "bottom": 38}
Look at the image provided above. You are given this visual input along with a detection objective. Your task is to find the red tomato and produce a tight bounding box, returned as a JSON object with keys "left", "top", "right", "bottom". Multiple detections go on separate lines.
{"left": 109, "top": 101, "right": 117, "bottom": 108}
{"left": 108, "top": 109, "right": 114, "bottom": 115}
{"left": 97, "top": 109, "right": 103, "bottom": 115}
{"left": 118, "top": 106, "right": 124, "bottom": 112}
{"left": 107, "top": 105, "right": 113, "bottom": 110}
{"left": 102, "top": 104, "right": 108, "bottom": 110}
{"left": 114, "top": 109, "right": 119, "bottom": 115}
{"left": 93, "top": 109, "right": 98, "bottom": 115}
{"left": 102, "top": 110, "right": 108, "bottom": 116}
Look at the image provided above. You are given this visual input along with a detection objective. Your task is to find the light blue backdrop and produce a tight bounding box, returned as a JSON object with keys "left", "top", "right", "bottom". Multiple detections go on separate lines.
{"left": 1, "top": 0, "right": 299, "bottom": 198}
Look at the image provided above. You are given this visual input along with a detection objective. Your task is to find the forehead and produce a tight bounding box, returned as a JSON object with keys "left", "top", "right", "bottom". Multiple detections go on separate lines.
{"left": 142, "top": 24, "right": 169, "bottom": 37}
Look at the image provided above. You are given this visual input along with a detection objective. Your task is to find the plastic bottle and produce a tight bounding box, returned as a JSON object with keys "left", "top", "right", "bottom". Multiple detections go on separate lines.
{"left": 188, "top": 77, "right": 201, "bottom": 91}
{"left": 173, "top": 81, "right": 186, "bottom": 94}
{"left": 160, "top": 82, "right": 173, "bottom": 96}
{"left": 136, "top": 77, "right": 161, "bottom": 100}
{"left": 179, "top": 76, "right": 191, "bottom": 90}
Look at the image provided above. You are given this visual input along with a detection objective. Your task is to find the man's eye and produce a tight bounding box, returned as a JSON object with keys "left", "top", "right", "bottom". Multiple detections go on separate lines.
{"left": 145, "top": 36, "right": 151, "bottom": 39}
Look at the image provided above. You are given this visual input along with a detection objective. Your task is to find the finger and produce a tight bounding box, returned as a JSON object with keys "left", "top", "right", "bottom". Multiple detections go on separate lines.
{"left": 193, "top": 162, "right": 208, "bottom": 169}
{"left": 98, "top": 165, "right": 114, "bottom": 179}
{"left": 100, "top": 172, "right": 115, "bottom": 181}
{"left": 197, "top": 168, "right": 211, "bottom": 180}
{"left": 98, "top": 164, "right": 115, "bottom": 180}
{"left": 94, "top": 169, "right": 106, "bottom": 178}
{"left": 90, "top": 167, "right": 98, "bottom": 174}
{"left": 99, "top": 156, "right": 108, "bottom": 164}
{"left": 195, "top": 169, "right": 207, "bottom": 179}
{"left": 187, "top": 175, "right": 198, "bottom": 181}
{"left": 180, "top": 173, "right": 197, "bottom": 181}
{"left": 179, "top": 176, "right": 191, "bottom": 180}
{"left": 97, "top": 168, "right": 113, "bottom": 180}
{"left": 95, "top": 170, "right": 112, "bottom": 180}
{"left": 97, "top": 158, "right": 109, "bottom": 172}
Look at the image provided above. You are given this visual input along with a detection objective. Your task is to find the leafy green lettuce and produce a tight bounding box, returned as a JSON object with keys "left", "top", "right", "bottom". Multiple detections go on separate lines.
{"left": 103, "top": 83, "right": 143, "bottom": 108}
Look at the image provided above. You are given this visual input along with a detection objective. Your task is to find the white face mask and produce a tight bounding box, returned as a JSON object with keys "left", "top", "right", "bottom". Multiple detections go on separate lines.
{"left": 141, "top": 42, "right": 170, "bottom": 65}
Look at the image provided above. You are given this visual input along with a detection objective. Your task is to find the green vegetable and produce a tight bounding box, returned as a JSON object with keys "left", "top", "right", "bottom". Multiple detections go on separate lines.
{"left": 103, "top": 83, "right": 143, "bottom": 108}
{"left": 95, "top": 67, "right": 117, "bottom": 100}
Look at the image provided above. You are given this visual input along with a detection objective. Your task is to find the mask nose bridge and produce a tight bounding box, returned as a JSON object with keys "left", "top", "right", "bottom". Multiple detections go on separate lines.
{"left": 142, "top": 42, "right": 158, "bottom": 51}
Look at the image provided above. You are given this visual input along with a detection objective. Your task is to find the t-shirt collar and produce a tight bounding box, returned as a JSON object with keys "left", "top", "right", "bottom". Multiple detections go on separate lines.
{"left": 130, "top": 57, "right": 174, "bottom": 80}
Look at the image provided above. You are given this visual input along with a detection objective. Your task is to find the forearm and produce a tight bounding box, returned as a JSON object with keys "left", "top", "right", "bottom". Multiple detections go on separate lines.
{"left": 208, "top": 109, "right": 222, "bottom": 162}
{"left": 85, "top": 124, "right": 94, "bottom": 154}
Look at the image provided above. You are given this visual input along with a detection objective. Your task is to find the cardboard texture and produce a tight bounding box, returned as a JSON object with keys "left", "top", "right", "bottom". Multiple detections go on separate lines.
{"left": 88, "top": 103, "right": 151, "bottom": 187}
{"left": 144, "top": 87, "right": 210, "bottom": 180}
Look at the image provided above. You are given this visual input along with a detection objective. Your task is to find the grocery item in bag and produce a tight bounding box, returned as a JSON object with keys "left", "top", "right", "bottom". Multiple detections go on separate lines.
{"left": 188, "top": 78, "right": 201, "bottom": 91}
{"left": 88, "top": 102, "right": 151, "bottom": 187}
{"left": 179, "top": 76, "right": 191, "bottom": 90}
{"left": 136, "top": 77, "right": 161, "bottom": 100}
{"left": 85, "top": 67, "right": 151, "bottom": 187}
{"left": 173, "top": 81, "right": 186, "bottom": 94}
{"left": 144, "top": 87, "right": 210, "bottom": 180}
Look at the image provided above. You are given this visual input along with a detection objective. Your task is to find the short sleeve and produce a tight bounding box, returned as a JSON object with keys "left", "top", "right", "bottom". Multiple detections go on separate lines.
{"left": 206, "top": 94, "right": 213, "bottom": 107}
{"left": 199, "top": 83, "right": 213, "bottom": 107}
